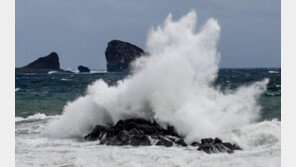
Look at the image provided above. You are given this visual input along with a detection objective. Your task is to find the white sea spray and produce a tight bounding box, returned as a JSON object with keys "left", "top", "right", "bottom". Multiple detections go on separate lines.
{"left": 47, "top": 11, "right": 275, "bottom": 149}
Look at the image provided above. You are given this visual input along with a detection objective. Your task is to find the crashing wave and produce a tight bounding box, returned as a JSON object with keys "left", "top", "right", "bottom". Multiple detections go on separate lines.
{"left": 47, "top": 10, "right": 275, "bottom": 149}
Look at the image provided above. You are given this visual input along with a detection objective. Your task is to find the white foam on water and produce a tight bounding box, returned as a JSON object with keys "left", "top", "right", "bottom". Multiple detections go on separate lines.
{"left": 268, "top": 71, "right": 279, "bottom": 74}
{"left": 66, "top": 68, "right": 106, "bottom": 74}
{"left": 222, "top": 119, "right": 281, "bottom": 150}
{"left": 16, "top": 116, "right": 280, "bottom": 167}
{"left": 90, "top": 70, "right": 107, "bottom": 73}
{"left": 61, "top": 78, "right": 72, "bottom": 81}
{"left": 15, "top": 113, "right": 51, "bottom": 122}
{"left": 47, "top": 10, "right": 272, "bottom": 147}
{"left": 48, "top": 71, "right": 58, "bottom": 74}
{"left": 66, "top": 68, "right": 79, "bottom": 73}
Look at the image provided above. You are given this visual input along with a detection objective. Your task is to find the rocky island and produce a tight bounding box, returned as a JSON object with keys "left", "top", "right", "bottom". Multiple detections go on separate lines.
{"left": 15, "top": 52, "right": 70, "bottom": 73}
{"left": 105, "top": 40, "right": 147, "bottom": 72}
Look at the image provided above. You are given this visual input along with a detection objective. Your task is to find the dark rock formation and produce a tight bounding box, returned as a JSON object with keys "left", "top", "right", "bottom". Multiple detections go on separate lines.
{"left": 85, "top": 118, "right": 185, "bottom": 147}
{"left": 85, "top": 118, "right": 242, "bottom": 154}
{"left": 78, "top": 65, "right": 90, "bottom": 73}
{"left": 105, "top": 40, "right": 147, "bottom": 72}
{"left": 191, "top": 141, "right": 201, "bottom": 147}
{"left": 197, "top": 138, "right": 242, "bottom": 154}
{"left": 15, "top": 52, "right": 70, "bottom": 73}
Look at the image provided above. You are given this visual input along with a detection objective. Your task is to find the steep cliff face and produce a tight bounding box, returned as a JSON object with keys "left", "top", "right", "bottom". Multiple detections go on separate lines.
{"left": 105, "top": 40, "right": 146, "bottom": 72}
{"left": 16, "top": 52, "right": 64, "bottom": 73}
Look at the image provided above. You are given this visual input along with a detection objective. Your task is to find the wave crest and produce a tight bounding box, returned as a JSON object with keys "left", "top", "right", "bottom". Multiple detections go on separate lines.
{"left": 48, "top": 10, "right": 271, "bottom": 145}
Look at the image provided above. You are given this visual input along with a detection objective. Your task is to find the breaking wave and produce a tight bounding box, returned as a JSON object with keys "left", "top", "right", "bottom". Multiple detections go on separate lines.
{"left": 48, "top": 10, "right": 276, "bottom": 148}
{"left": 16, "top": 113, "right": 50, "bottom": 122}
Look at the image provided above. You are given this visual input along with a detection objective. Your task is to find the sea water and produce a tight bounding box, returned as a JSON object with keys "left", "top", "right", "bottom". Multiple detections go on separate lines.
{"left": 15, "top": 70, "right": 281, "bottom": 167}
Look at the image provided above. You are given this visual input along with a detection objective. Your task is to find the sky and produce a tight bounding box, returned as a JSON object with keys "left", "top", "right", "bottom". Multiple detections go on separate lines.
{"left": 16, "top": 0, "right": 280, "bottom": 69}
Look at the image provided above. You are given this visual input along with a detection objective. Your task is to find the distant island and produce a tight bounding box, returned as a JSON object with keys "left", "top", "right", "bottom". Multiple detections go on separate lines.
{"left": 15, "top": 52, "right": 69, "bottom": 73}
{"left": 15, "top": 40, "right": 146, "bottom": 73}
{"left": 105, "top": 40, "right": 147, "bottom": 72}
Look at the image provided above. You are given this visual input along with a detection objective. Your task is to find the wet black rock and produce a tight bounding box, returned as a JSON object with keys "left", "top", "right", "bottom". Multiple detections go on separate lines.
{"left": 78, "top": 65, "right": 90, "bottom": 73}
{"left": 191, "top": 141, "right": 201, "bottom": 147}
{"left": 197, "top": 137, "right": 242, "bottom": 154}
{"left": 85, "top": 118, "right": 242, "bottom": 154}
{"left": 85, "top": 118, "right": 184, "bottom": 147}
{"left": 105, "top": 40, "right": 147, "bottom": 72}
{"left": 155, "top": 136, "right": 174, "bottom": 147}
{"left": 175, "top": 139, "right": 188, "bottom": 147}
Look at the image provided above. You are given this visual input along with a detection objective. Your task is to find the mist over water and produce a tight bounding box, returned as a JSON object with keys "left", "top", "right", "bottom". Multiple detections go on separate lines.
{"left": 48, "top": 10, "right": 272, "bottom": 146}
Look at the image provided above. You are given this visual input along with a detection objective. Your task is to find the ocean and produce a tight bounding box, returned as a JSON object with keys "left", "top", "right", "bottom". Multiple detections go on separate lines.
{"left": 15, "top": 69, "right": 280, "bottom": 167}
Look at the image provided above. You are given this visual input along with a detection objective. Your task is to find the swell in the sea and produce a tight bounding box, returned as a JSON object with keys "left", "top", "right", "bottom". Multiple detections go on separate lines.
{"left": 46, "top": 10, "right": 280, "bottom": 150}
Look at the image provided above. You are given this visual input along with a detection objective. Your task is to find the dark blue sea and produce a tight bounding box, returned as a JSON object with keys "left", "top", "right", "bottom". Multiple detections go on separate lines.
{"left": 15, "top": 68, "right": 280, "bottom": 120}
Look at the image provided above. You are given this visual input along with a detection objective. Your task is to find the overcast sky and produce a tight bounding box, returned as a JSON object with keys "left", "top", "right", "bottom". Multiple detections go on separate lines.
{"left": 16, "top": 0, "right": 280, "bottom": 69}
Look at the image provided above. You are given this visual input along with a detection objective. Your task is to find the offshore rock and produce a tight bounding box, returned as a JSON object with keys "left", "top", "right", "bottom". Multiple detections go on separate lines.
{"left": 105, "top": 40, "right": 147, "bottom": 72}
{"left": 15, "top": 52, "right": 70, "bottom": 73}
{"left": 78, "top": 65, "right": 90, "bottom": 73}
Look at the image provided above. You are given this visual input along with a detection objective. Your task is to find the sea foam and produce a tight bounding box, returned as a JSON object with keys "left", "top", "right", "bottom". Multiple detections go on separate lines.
{"left": 16, "top": 113, "right": 49, "bottom": 122}
{"left": 48, "top": 10, "right": 270, "bottom": 145}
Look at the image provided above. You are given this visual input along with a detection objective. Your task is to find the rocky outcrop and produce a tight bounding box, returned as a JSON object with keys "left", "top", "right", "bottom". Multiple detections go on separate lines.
{"left": 78, "top": 65, "right": 90, "bottom": 73}
{"left": 105, "top": 40, "right": 147, "bottom": 72}
{"left": 196, "top": 138, "right": 242, "bottom": 154}
{"left": 85, "top": 118, "right": 242, "bottom": 154}
{"left": 85, "top": 118, "right": 185, "bottom": 147}
{"left": 15, "top": 52, "right": 70, "bottom": 73}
